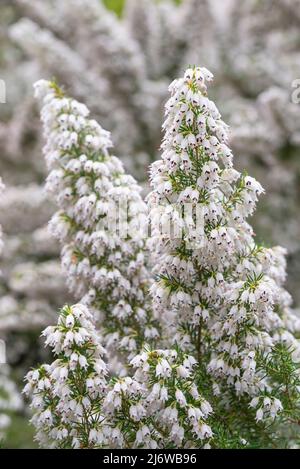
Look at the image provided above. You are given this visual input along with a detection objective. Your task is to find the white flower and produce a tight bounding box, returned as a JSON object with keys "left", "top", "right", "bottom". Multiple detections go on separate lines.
{"left": 256, "top": 408, "right": 264, "bottom": 422}
{"left": 65, "top": 315, "right": 75, "bottom": 328}
{"left": 78, "top": 355, "right": 88, "bottom": 369}
{"left": 156, "top": 359, "right": 171, "bottom": 378}
{"left": 175, "top": 389, "right": 187, "bottom": 407}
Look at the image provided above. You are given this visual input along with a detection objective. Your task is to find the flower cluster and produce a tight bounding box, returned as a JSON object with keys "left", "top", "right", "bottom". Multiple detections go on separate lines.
{"left": 25, "top": 67, "right": 300, "bottom": 449}
{"left": 25, "top": 304, "right": 213, "bottom": 449}
{"left": 148, "top": 66, "right": 300, "bottom": 408}
{"left": 24, "top": 304, "right": 110, "bottom": 448}
{"left": 105, "top": 348, "right": 213, "bottom": 449}
{"left": 34, "top": 80, "right": 159, "bottom": 364}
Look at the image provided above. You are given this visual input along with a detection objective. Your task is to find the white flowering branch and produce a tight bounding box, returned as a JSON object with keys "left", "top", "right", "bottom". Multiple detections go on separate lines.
{"left": 34, "top": 80, "right": 159, "bottom": 365}
{"left": 148, "top": 66, "right": 300, "bottom": 435}
{"left": 24, "top": 304, "right": 110, "bottom": 448}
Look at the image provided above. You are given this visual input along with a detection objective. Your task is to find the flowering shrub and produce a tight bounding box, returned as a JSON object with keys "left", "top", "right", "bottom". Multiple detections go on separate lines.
{"left": 24, "top": 303, "right": 213, "bottom": 449}
{"left": 24, "top": 304, "right": 109, "bottom": 448}
{"left": 147, "top": 67, "right": 300, "bottom": 445}
{"left": 0, "top": 0, "right": 299, "bottom": 448}
{"left": 148, "top": 67, "right": 300, "bottom": 401}
{"left": 34, "top": 80, "right": 159, "bottom": 366}
{"left": 24, "top": 67, "right": 300, "bottom": 449}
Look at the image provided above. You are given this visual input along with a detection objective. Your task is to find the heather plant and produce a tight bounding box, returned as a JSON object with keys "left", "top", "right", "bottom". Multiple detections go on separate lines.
{"left": 34, "top": 79, "right": 159, "bottom": 367}
{"left": 25, "top": 67, "right": 300, "bottom": 449}
{"left": 0, "top": 0, "right": 299, "bottom": 450}
{"left": 24, "top": 304, "right": 214, "bottom": 448}
{"left": 147, "top": 67, "right": 300, "bottom": 446}
{"left": 24, "top": 303, "right": 110, "bottom": 448}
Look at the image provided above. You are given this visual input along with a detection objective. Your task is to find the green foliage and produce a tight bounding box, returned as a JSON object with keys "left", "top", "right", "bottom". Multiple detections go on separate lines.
{"left": 103, "top": 0, "right": 182, "bottom": 18}
{"left": 3, "top": 413, "right": 38, "bottom": 449}
{"left": 103, "top": 0, "right": 125, "bottom": 17}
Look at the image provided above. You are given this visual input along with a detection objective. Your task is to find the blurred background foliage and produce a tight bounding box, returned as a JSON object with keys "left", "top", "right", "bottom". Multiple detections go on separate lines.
{"left": 0, "top": 0, "right": 299, "bottom": 448}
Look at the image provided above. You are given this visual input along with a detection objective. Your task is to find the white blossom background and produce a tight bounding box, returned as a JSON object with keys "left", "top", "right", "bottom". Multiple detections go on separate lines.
{"left": 0, "top": 0, "right": 299, "bottom": 448}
